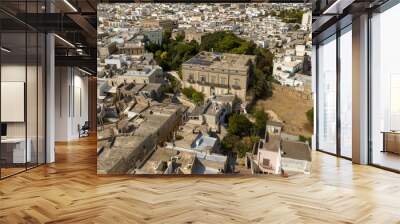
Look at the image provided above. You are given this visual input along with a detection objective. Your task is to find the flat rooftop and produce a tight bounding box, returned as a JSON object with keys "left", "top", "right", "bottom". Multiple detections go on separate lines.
{"left": 97, "top": 103, "right": 184, "bottom": 173}
{"left": 135, "top": 147, "right": 195, "bottom": 174}
{"left": 183, "top": 51, "right": 255, "bottom": 72}
{"left": 124, "top": 66, "right": 161, "bottom": 77}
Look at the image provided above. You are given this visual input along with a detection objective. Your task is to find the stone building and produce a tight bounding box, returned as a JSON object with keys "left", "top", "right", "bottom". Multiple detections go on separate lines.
{"left": 143, "top": 28, "right": 163, "bottom": 45}
{"left": 182, "top": 51, "right": 255, "bottom": 102}
{"left": 97, "top": 103, "right": 185, "bottom": 174}
{"left": 115, "top": 65, "right": 164, "bottom": 85}
{"left": 184, "top": 29, "right": 206, "bottom": 44}
{"left": 118, "top": 41, "right": 145, "bottom": 55}
{"left": 141, "top": 19, "right": 178, "bottom": 30}
{"left": 98, "top": 41, "right": 118, "bottom": 60}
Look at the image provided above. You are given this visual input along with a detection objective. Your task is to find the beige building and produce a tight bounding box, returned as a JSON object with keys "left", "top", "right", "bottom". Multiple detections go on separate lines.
{"left": 115, "top": 65, "right": 163, "bottom": 85}
{"left": 141, "top": 19, "right": 178, "bottom": 30}
{"left": 182, "top": 52, "right": 255, "bottom": 101}
{"left": 118, "top": 42, "right": 145, "bottom": 55}
{"left": 97, "top": 103, "right": 185, "bottom": 174}
{"left": 184, "top": 29, "right": 205, "bottom": 44}
{"left": 98, "top": 42, "right": 118, "bottom": 60}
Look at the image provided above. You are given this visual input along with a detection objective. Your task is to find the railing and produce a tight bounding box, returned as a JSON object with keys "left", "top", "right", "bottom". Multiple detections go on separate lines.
{"left": 196, "top": 80, "right": 229, "bottom": 89}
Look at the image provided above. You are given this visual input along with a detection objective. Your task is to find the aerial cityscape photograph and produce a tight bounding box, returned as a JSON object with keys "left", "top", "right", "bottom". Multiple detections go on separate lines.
{"left": 97, "top": 3, "right": 313, "bottom": 175}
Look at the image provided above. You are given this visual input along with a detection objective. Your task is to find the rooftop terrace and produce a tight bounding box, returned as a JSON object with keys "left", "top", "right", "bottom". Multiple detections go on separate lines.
{"left": 183, "top": 51, "right": 255, "bottom": 72}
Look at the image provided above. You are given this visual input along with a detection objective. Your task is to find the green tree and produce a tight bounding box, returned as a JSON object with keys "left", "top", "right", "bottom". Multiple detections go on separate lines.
{"left": 178, "top": 66, "right": 183, "bottom": 80}
{"left": 234, "top": 140, "right": 250, "bottom": 158}
{"left": 181, "top": 87, "right": 204, "bottom": 105}
{"left": 221, "top": 134, "right": 260, "bottom": 158}
{"left": 145, "top": 42, "right": 161, "bottom": 53}
{"left": 175, "top": 33, "right": 185, "bottom": 42}
{"left": 277, "top": 9, "right": 304, "bottom": 24}
{"left": 192, "top": 91, "right": 204, "bottom": 105}
{"left": 160, "top": 51, "right": 168, "bottom": 60}
{"left": 221, "top": 134, "right": 241, "bottom": 151}
{"left": 182, "top": 87, "right": 195, "bottom": 99}
{"left": 306, "top": 108, "right": 313, "bottom": 126}
{"left": 252, "top": 108, "right": 268, "bottom": 135}
{"left": 162, "top": 29, "right": 172, "bottom": 48}
{"left": 228, "top": 114, "right": 253, "bottom": 137}
{"left": 161, "top": 74, "right": 179, "bottom": 94}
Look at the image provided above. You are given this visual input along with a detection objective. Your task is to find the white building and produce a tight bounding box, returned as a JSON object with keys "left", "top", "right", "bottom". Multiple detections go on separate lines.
{"left": 116, "top": 65, "right": 164, "bottom": 84}
{"left": 295, "top": 45, "right": 306, "bottom": 57}
{"left": 301, "top": 11, "right": 312, "bottom": 31}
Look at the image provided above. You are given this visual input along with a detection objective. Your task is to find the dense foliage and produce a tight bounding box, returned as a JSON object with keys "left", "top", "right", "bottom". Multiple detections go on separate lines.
{"left": 161, "top": 74, "right": 180, "bottom": 94}
{"left": 181, "top": 87, "right": 204, "bottom": 105}
{"left": 269, "top": 9, "right": 304, "bottom": 24}
{"left": 306, "top": 108, "right": 313, "bottom": 126}
{"left": 221, "top": 134, "right": 260, "bottom": 158}
{"left": 251, "top": 108, "right": 269, "bottom": 136}
{"left": 221, "top": 110, "right": 268, "bottom": 158}
{"left": 200, "top": 31, "right": 256, "bottom": 55}
{"left": 227, "top": 114, "right": 254, "bottom": 137}
{"left": 145, "top": 29, "right": 200, "bottom": 71}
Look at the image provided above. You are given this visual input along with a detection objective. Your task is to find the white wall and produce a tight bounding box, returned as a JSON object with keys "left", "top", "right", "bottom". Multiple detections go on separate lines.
{"left": 55, "top": 67, "right": 89, "bottom": 141}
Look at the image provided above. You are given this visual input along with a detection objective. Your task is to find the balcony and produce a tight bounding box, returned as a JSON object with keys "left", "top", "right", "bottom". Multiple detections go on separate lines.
{"left": 231, "top": 84, "right": 241, "bottom": 90}
{"left": 195, "top": 80, "right": 229, "bottom": 89}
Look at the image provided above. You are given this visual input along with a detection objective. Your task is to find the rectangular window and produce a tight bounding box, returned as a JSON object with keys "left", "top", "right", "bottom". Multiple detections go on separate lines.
{"left": 220, "top": 77, "right": 226, "bottom": 85}
{"left": 317, "top": 35, "right": 337, "bottom": 155}
{"left": 339, "top": 25, "right": 352, "bottom": 158}
{"left": 262, "top": 159, "right": 270, "bottom": 167}
{"left": 211, "top": 76, "right": 216, "bottom": 83}
{"left": 370, "top": 4, "right": 400, "bottom": 171}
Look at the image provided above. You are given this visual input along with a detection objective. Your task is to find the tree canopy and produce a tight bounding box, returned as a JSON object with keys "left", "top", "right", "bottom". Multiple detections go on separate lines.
{"left": 228, "top": 114, "right": 253, "bottom": 137}
{"left": 306, "top": 108, "right": 313, "bottom": 126}
{"left": 181, "top": 87, "right": 204, "bottom": 105}
{"left": 276, "top": 9, "right": 304, "bottom": 24}
{"left": 252, "top": 108, "right": 269, "bottom": 136}
{"left": 145, "top": 30, "right": 200, "bottom": 71}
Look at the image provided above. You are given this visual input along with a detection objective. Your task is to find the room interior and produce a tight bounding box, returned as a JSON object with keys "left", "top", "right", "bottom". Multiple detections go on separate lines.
{"left": 0, "top": 0, "right": 97, "bottom": 179}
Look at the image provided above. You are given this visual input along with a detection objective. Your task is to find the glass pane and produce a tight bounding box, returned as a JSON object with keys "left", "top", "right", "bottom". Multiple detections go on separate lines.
{"left": 317, "top": 35, "right": 337, "bottom": 154}
{"left": 1, "top": 31, "right": 27, "bottom": 177}
{"left": 371, "top": 4, "right": 400, "bottom": 171}
{"left": 339, "top": 26, "right": 352, "bottom": 158}
{"left": 27, "top": 31, "right": 38, "bottom": 169}
{"left": 38, "top": 32, "right": 45, "bottom": 165}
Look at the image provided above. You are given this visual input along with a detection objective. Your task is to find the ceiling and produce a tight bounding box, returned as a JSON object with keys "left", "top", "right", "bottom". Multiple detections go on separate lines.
{"left": 0, "top": 0, "right": 97, "bottom": 74}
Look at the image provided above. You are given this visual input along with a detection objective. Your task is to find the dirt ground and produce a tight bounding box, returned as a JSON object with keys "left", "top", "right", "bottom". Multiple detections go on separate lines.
{"left": 256, "top": 83, "right": 313, "bottom": 137}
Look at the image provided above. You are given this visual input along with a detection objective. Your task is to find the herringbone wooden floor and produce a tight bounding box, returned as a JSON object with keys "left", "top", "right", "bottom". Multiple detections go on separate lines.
{"left": 1, "top": 135, "right": 400, "bottom": 224}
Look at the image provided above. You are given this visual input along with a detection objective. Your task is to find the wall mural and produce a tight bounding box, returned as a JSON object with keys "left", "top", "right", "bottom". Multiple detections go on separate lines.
{"left": 97, "top": 3, "right": 313, "bottom": 175}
